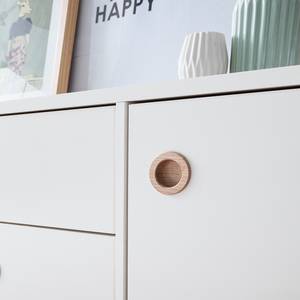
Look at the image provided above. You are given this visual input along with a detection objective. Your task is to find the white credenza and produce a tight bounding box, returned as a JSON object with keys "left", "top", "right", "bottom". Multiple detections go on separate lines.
{"left": 0, "top": 67, "right": 300, "bottom": 300}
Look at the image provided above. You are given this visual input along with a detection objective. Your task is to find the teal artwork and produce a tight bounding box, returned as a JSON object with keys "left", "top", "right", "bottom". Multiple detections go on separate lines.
{"left": 0, "top": 0, "right": 53, "bottom": 95}
{"left": 230, "top": 0, "right": 300, "bottom": 72}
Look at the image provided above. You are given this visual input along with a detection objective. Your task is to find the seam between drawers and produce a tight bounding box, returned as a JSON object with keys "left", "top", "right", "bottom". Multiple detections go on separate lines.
{"left": 0, "top": 221, "right": 115, "bottom": 236}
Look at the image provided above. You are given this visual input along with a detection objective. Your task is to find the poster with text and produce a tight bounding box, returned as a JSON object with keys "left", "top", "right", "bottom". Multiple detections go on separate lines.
{"left": 70, "top": 0, "right": 237, "bottom": 91}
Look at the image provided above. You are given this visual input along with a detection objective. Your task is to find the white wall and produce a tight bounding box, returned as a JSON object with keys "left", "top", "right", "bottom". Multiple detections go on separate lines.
{"left": 70, "top": 0, "right": 237, "bottom": 91}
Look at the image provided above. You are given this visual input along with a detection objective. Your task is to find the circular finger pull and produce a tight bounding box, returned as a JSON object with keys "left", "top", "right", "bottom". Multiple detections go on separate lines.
{"left": 149, "top": 152, "right": 191, "bottom": 195}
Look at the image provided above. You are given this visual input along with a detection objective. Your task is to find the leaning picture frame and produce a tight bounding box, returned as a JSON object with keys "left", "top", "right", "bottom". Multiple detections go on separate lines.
{"left": 0, "top": 0, "right": 79, "bottom": 101}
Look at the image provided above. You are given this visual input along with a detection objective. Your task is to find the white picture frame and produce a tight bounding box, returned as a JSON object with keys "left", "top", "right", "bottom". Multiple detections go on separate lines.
{"left": 0, "top": 0, "right": 79, "bottom": 101}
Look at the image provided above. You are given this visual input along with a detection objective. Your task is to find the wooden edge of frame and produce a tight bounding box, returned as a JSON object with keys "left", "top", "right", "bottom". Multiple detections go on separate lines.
{"left": 57, "top": 0, "right": 80, "bottom": 94}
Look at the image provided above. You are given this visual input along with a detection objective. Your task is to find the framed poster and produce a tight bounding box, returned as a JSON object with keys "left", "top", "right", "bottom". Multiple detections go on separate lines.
{"left": 70, "top": 0, "right": 237, "bottom": 92}
{"left": 0, "top": 0, "right": 79, "bottom": 101}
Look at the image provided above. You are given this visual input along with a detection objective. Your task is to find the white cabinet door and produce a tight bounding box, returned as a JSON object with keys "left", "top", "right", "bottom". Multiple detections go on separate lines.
{"left": 0, "top": 107, "right": 114, "bottom": 233}
{"left": 128, "top": 90, "right": 300, "bottom": 300}
{"left": 0, "top": 224, "right": 114, "bottom": 300}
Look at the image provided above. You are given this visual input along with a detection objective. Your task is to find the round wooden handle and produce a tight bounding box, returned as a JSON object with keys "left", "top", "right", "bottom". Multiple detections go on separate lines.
{"left": 149, "top": 152, "right": 191, "bottom": 195}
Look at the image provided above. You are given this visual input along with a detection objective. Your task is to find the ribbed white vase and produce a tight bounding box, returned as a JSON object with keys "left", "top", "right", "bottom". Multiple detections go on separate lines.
{"left": 178, "top": 32, "right": 228, "bottom": 79}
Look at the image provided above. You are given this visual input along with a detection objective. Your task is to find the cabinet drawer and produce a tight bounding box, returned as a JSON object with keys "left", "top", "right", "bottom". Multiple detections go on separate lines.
{"left": 0, "top": 107, "right": 114, "bottom": 233}
{"left": 0, "top": 224, "right": 114, "bottom": 300}
{"left": 128, "top": 90, "right": 300, "bottom": 299}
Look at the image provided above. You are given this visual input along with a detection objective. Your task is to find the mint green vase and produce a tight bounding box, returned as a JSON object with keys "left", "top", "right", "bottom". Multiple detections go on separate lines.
{"left": 230, "top": 0, "right": 300, "bottom": 72}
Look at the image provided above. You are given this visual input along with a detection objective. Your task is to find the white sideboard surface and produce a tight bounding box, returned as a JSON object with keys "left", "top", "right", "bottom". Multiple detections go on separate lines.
{"left": 0, "top": 66, "right": 299, "bottom": 300}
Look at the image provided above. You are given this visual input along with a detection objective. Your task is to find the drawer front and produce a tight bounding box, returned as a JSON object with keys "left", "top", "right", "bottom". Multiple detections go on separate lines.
{"left": 0, "top": 225, "right": 114, "bottom": 300}
{"left": 128, "top": 90, "right": 300, "bottom": 300}
{"left": 0, "top": 107, "right": 114, "bottom": 233}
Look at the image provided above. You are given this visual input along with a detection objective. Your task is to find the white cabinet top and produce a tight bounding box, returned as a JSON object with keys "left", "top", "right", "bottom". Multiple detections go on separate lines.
{"left": 0, "top": 65, "right": 300, "bottom": 115}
